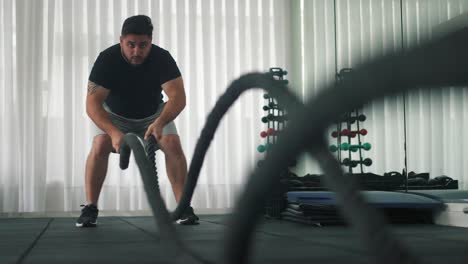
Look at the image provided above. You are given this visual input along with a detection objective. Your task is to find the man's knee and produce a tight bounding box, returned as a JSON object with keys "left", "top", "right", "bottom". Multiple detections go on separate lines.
{"left": 91, "top": 134, "right": 113, "bottom": 157}
{"left": 159, "top": 135, "right": 183, "bottom": 155}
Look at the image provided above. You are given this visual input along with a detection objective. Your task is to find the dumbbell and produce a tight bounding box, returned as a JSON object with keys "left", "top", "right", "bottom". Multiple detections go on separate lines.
{"left": 342, "top": 158, "right": 358, "bottom": 167}
{"left": 339, "top": 114, "right": 366, "bottom": 123}
{"left": 340, "top": 68, "right": 353, "bottom": 74}
{"left": 332, "top": 129, "right": 355, "bottom": 138}
{"left": 330, "top": 144, "right": 359, "bottom": 152}
{"left": 261, "top": 114, "right": 273, "bottom": 123}
{"left": 362, "top": 158, "right": 372, "bottom": 166}
{"left": 261, "top": 114, "right": 289, "bottom": 123}
{"left": 331, "top": 129, "right": 367, "bottom": 138}
{"left": 263, "top": 102, "right": 284, "bottom": 111}
{"left": 340, "top": 142, "right": 371, "bottom": 152}
{"left": 336, "top": 70, "right": 353, "bottom": 83}
{"left": 260, "top": 128, "right": 276, "bottom": 138}
{"left": 257, "top": 143, "right": 272, "bottom": 153}
{"left": 341, "top": 129, "right": 368, "bottom": 137}
{"left": 331, "top": 131, "right": 340, "bottom": 138}
{"left": 329, "top": 145, "right": 339, "bottom": 152}
{"left": 342, "top": 158, "right": 372, "bottom": 167}
{"left": 269, "top": 67, "right": 288, "bottom": 77}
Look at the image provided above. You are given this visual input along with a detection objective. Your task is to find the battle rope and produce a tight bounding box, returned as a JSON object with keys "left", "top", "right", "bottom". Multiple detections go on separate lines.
{"left": 119, "top": 133, "right": 211, "bottom": 263}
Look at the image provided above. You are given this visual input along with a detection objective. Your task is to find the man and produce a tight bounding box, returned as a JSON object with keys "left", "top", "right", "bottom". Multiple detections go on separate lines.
{"left": 76, "top": 15, "right": 198, "bottom": 227}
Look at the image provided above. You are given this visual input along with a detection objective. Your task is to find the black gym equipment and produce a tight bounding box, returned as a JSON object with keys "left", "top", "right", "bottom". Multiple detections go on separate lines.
{"left": 261, "top": 114, "right": 289, "bottom": 123}
{"left": 339, "top": 114, "right": 366, "bottom": 123}
{"left": 342, "top": 158, "right": 372, "bottom": 167}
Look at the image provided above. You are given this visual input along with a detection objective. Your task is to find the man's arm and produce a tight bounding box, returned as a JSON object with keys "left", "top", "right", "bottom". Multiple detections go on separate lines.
{"left": 144, "top": 77, "right": 186, "bottom": 140}
{"left": 157, "top": 76, "right": 186, "bottom": 125}
{"left": 86, "top": 81, "right": 122, "bottom": 140}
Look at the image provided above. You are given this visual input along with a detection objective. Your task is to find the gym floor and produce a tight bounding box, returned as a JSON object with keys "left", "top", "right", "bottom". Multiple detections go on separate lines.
{"left": 2, "top": 215, "right": 468, "bottom": 264}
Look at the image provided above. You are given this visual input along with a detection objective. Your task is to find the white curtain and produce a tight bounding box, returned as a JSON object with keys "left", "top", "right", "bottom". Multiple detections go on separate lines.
{"left": 289, "top": 0, "right": 407, "bottom": 176}
{"left": 291, "top": 0, "right": 467, "bottom": 191}
{"left": 0, "top": 0, "right": 292, "bottom": 213}
{"left": 403, "top": 0, "right": 468, "bottom": 190}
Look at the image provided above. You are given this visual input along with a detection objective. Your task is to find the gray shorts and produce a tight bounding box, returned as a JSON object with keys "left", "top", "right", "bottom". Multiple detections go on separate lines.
{"left": 91, "top": 102, "right": 178, "bottom": 150}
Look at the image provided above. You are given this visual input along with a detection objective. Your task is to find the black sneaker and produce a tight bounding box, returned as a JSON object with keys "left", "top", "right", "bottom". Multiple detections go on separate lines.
{"left": 176, "top": 206, "right": 199, "bottom": 225}
{"left": 76, "top": 204, "right": 99, "bottom": 227}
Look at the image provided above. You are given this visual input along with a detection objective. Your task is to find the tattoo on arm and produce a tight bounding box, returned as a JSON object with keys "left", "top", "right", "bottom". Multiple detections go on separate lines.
{"left": 87, "top": 81, "right": 102, "bottom": 95}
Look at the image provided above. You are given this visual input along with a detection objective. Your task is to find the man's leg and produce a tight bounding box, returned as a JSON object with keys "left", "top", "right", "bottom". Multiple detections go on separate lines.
{"left": 77, "top": 134, "right": 113, "bottom": 228}
{"left": 157, "top": 134, "right": 198, "bottom": 225}
{"left": 157, "top": 134, "right": 187, "bottom": 203}
{"left": 85, "top": 134, "right": 114, "bottom": 204}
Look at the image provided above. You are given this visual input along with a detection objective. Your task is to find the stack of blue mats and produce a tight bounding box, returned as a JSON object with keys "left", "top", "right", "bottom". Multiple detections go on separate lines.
{"left": 282, "top": 191, "right": 443, "bottom": 226}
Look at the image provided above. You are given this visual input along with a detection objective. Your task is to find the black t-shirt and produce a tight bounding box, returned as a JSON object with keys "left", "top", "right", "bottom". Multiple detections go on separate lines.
{"left": 89, "top": 44, "right": 181, "bottom": 119}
